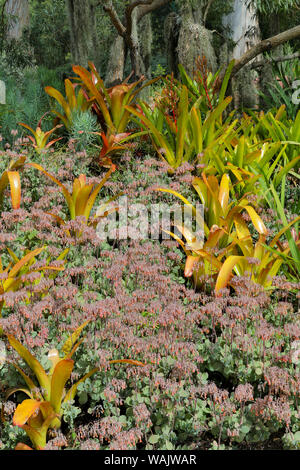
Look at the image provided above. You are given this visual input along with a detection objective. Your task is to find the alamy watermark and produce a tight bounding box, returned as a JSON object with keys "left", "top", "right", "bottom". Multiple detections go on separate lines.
{"left": 0, "top": 80, "right": 6, "bottom": 105}
{"left": 292, "top": 79, "right": 300, "bottom": 105}
{"left": 0, "top": 340, "right": 6, "bottom": 368}
{"left": 96, "top": 196, "right": 204, "bottom": 247}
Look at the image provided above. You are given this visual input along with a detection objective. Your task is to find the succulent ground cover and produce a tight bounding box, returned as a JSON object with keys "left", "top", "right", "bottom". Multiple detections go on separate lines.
{"left": 0, "top": 62, "right": 299, "bottom": 451}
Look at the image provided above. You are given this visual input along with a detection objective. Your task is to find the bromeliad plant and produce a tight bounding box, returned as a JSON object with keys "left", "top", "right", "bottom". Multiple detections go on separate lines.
{"left": 72, "top": 62, "right": 157, "bottom": 135}
{"left": 6, "top": 322, "right": 144, "bottom": 449}
{"left": 71, "top": 62, "right": 157, "bottom": 162}
{"left": 221, "top": 138, "right": 300, "bottom": 200}
{"left": 94, "top": 131, "right": 137, "bottom": 167}
{"left": 178, "top": 58, "right": 235, "bottom": 113}
{"left": 45, "top": 79, "right": 92, "bottom": 130}
{"left": 215, "top": 214, "right": 300, "bottom": 294}
{"left": 0, "top": 247, "right": 68, "bottom": 332}
{"left": 157, "top": 173, "right": 268, "bottom": 287}
{"left": 251, "top": 106, "right": 300, "bottom": 167}
{"left": 127, "top": 86, "right": 235, "bottom": 170}
{"left": 28, "top": 163, "right": 118, "bottom": 236}
{"left": 18, "top": 114, "right": 63, "bottom": 154}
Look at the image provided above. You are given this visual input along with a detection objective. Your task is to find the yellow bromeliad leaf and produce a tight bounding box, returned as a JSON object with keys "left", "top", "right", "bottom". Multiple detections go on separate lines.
{"left": 10, "top": 362, "right": 43, "bottom": 400}
{"left": 48, "top": 349, "right": 60, "bottom": 378}
{"left": 72, "top": 175, "right": 86, "bottom": 203}
{"left": 6, "top": 335, "right": 51, "bottom": 400}
{"left": 50, "top": 359, "right": 74, "bottom": 415}
{"left": 62, "top": 320, "right": 90, "bottom": 357}
{"left": 7, "top": 171, "right": 21, "bottom": 209}
{"left": 156, "top": 187, "right": 208, "bottom": 236}
{"left": 74, "top": 185, "right": 93, "bottom": 217}
{"left": 45, "top": 86, "right": 71, "bottom": 123}
{"left": 6, "top": 247, "right": 19, "bottom": 264}
{"left": 28, "top": 162, "right": 75, "bottom": 218}
{"left": 63, "top": 368, "right": 99, "bottom": 404}
{"left": 244, "top": 205, "right": 268, "bottom": 236}
{"left": 218, "top": 174, "right": 230, "bottom": 214}
{"left": 233, "top": 214, "right": 253, "bottom": 257}
{"left": 215, "top": 255, "right": 246, "bottom": 295}
{"left": 6, "top": 387, "right": 33, "bottom": 400}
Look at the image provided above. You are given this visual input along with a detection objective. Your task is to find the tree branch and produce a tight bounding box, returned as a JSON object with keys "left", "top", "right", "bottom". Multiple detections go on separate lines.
{"left": 203, "top": 0, "right": 216, "bottom": 25}
{"left": 137, "top": 0, "right": 171, "bottom": 22}
{"left": 125, "top": 1, "right": 152, "bottom": 38}
{"left": 126, "top": 0, "right": 153, "bottom": 19}
{"left": 102, "top": 0, "right": 126, "bottom": 37}
{"left": 251, "top": 51, "right": 300, "bottom": 69}
{"left": 230, "top": 25, "right": 300, "bottom": 77}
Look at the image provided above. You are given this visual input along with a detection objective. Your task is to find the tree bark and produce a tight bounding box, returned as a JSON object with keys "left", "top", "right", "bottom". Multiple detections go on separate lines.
{"left": 176, "top": 2, "right": 217, "bottom": 76}
{"left": 66, "top": 0, "right": 99, "bottom": 67}
{"left": 164, "top": 11, "right": 179, "bottom": 75}
{"left": 103, "top": 0, "right": 171, "bottom": 80}
{"left": 223, "top": 0, "right": 261, "bottom": 108}
{"left": 140, "top": 14, "right": 152, "bottom": 78}
{"left": 105, "top": 35, "right": 126, "bottom": 86}
{"left": 230, "top": 25, "right": 300, "bottom": 77}
{"left": 258, "top": 12, "right": 283, "bottom": 106}
{"left": 127, "top": 5, "right": 146, "bottom": 80}
{"left": 4, "top": 0, "right": 29, "bottom": 40}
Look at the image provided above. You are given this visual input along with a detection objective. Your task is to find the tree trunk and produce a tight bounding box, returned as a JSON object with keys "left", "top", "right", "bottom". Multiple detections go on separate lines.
{"left": 0, "top": 80, "right": 5, "bottom": 104}
{"left": 259, "top": 12, "right": 282, "bottom": 106}
{"left": 66, "top": 0, "right": 99, "bottom": 67}
{"left": 127, "top": 6, "right": 146, "bottom": 80}
{"left": 223, "top": 0, "right": 261, "bottom": 109}
{"left": 139, "top": 13, "right": 152, "bottom": 79}
{"left": 172, "top": 2, "right": 217, "bottom": 77}
{"left": 164, "top": 11, "right": 179, "bottom": 75}
{"left": 105, "top": 35, "right": 126, "bottom": 86}
{"left": 4, "top": 0, "right": 29, "bottom": 40}
{"left": 103, "top": 0, "right": 171, "bottom": 81}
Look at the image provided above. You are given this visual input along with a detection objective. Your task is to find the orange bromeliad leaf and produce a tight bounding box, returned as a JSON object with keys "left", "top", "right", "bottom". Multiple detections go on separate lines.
{"left": 109, "top": 359, "right": 145, "bottom": 366}
{"left": 0, "top": 170, "right": 21, "bottom": 210}
{"left": 184, "top": 255, "right": 200, "bottom": 278}
{"left": 15, "top": 443, "right": 34, "bottom": 450}
{"left": 13, "top": 399, "right": 41, "bottom": 426}
{"left": 8, "top": 247, "right": 45, "bottom": 278}
{"left": 7, "top": 171, "right": 21, "bottom": 209}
